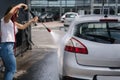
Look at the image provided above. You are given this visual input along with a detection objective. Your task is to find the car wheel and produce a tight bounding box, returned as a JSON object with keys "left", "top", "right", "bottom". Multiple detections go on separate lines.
{"left": 51, "top": 18, "right": 54, "bottom": 21}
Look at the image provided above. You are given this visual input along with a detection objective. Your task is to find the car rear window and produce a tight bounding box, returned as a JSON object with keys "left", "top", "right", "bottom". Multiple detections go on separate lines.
{"left": 74, "top": 22, "right": 120, "bottom": 44}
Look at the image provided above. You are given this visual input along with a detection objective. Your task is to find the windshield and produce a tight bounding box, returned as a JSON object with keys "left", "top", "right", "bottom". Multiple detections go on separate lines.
{"left": 74, "top": 22, "right": 120, "bottom": 44}
{"left": 66, "top": 14, "right": 77, "bottom": 18}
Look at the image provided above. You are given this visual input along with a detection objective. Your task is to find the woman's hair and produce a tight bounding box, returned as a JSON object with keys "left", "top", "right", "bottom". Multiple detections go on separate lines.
{"left": 4, "top": 5, "right": 15, "bottom": 16}
{"left": 4, "top": 4, "right": 18, "bottom": 22}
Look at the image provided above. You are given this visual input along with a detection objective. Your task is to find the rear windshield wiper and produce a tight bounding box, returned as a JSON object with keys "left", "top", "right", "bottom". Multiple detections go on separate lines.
{"left": 86, "top": 34, "right": 115, "bottom": 43}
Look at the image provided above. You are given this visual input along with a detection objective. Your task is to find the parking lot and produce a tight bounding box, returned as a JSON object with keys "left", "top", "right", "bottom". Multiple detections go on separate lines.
{"left": 32, "top": 21, "right": 64, "bottom": 29}
{"left": 0, "top": 21, "right": 65, "bottom": 80}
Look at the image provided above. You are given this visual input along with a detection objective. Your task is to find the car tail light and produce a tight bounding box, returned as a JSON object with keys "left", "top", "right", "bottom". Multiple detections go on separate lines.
{"left": 65, "top": 37, "right": 88, "bottom": 54}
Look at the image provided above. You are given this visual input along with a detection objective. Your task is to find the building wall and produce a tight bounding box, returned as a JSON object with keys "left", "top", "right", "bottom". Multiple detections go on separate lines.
{"left": 0, "top": 0, "right": 29, "bottom": 19}
{"left": 0, "top": 0, "right": 31, "bottom": 55}
{"left": 31, "top": 0, "right": 91, "bottom": 15}
{"left": 31, "top": 0, "right": 120, "bottom": 15}
{"left": 92, "top": 0, "right": 119, "bottom": 14}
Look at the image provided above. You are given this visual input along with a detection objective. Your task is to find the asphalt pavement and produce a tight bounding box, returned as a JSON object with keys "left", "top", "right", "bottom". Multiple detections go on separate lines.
{"left": 32, "top": 21, "right": 64, "bottom": 29}
{"left": 16, "top": 21, "right": 64, "bottom": 80}
{"left": 0, "top": 21, "right": 65, "bottom": 80}
{"left": 15, "top": 21, "right": 64, "bottom": 79}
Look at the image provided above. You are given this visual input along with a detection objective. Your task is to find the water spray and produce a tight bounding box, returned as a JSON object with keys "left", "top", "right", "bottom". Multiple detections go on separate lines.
{"left": 29, "top": 10, "right": 61, "bottom": 46}
{"left": 29, "top": 10, "right": 51, "bottom": 32}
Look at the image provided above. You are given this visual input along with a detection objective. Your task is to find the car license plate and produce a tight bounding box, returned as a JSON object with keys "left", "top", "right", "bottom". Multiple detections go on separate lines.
{"left": 97, "top": 76, "right": 120, "bottom": 80}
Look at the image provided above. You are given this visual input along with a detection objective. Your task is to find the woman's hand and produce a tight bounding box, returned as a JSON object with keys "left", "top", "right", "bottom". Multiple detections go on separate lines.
{"left": 33, "top": 16, "right": 39, "bottom": 22}
{"left": 17, "top": 3, "right": 28, "bottom": 10}
{"left": 30, "top": 16, "right": 39, "bottom": 23}
{"left": 15, "top": 16, "right": 39, "bottom": 30}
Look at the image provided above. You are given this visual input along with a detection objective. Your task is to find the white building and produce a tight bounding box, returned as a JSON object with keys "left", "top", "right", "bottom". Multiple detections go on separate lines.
{"left": 30, "top": 0, "right": 120, "bottom": 15}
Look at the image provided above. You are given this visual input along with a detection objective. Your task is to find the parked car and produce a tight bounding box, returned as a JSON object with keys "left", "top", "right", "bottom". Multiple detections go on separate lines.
{"left": 52, "top": 12, "right": 60, "bottom": 20}
{"left": 58, "top": 15, "right": 120, "bottom": 80}
{"left": 64, "top": 13, "right": 78, "bottom": 27}
{"left": 60, "top": 12, "right": 78, "bottom": 22}
{"left": 46, "top": 13, "right": 54, "bottom": 21}
{"left": 38, "top": 12, "right": 55, "bottom": 22}
{"left": 38, "top": 12, "right": 48, "bottom": 22}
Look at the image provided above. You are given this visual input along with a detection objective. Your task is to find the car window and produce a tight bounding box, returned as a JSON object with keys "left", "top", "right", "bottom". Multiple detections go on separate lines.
{"left": 66, "top": 14, "right": 77, "bottom": 18}
{"left": 74, "top": 22, "right": 120, "bottom": 44}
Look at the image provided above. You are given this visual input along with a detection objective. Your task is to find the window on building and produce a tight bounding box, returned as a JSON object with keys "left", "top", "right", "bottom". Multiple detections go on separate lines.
{"left": 108, "top": 0, "right": 115, "bottom": 3}
{"left": 47, "top": 0, "right": 58, "bottom": 1}
{"left": 94, "top": 9, "right": 100, "bottom": 14}
{"left": 94, "top": 0, "right": 107, "bottom": 3}
{"left": 118, "top": 0, "right": 120, "bottom": 3}
{"left": 110, "top": 7, "right": 115, "bottom": 15}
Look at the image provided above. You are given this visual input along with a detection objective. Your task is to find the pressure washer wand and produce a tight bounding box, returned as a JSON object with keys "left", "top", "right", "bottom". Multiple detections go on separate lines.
{"left": 29, "top": 10, "right": 51, "bottom": 32}
{"left": 41, "top": 23, "right": 51, "bottom": 32}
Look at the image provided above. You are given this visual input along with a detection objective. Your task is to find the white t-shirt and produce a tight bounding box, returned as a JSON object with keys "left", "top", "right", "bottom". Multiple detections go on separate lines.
{"left": 1, "top": 18, "right": 18, "bottom": 42}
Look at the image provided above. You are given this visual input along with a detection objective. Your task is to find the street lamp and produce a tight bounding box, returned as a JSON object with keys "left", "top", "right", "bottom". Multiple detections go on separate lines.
{"left": 102, "top": 0, "right": 104, "bottom": 14}
{"left": 65, "top": 0, "right": 67, "bottom": 12}
{"left": 115, "top": 0, "right": 118, "bottom": 15}
{"left": 60, "top": 0, "right": 62, "bottom": 18}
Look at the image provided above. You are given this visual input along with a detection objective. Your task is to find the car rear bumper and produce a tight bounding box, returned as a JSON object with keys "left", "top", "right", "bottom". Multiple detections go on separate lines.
{"left": 62, "top": 76, "right": 88, "bottom": 80}
{"left": 62, "top": 52, "right": 120, "bottom": 80}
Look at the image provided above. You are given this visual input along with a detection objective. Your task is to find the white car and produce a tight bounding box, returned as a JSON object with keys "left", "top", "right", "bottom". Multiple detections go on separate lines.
{"left": 64, "top": 13, "right": 78, "bottom": 27}
{"left": 58, "top": 15, "right": 120, "bottom": 80}
{"left": 60, "top": 12, "right": 78, "bottom": 22}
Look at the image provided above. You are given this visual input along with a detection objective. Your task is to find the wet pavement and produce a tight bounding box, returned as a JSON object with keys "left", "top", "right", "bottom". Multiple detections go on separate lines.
{"left": 16, "top": 21, "right": 64, "bottom": 80}
{"left": 0, "top": 21, "right": 65, "bottom": 80}
{"left": 17, "top": 48, "right": 59, "bottom": 80}
{"left": 15, "top": 21, "right": 65, "bottom": 80}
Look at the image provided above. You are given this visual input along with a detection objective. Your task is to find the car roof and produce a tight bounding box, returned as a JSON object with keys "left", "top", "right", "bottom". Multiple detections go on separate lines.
{"left": 65, "top": 12, "right": 77, "bottom": 14}
{"left": 68, "top": 15, "right": 120, "bottom": 33}
{"left": 62, "top": 12, "right": 78, "bottom": 16}
{"left": 74, "top": 15, "right": 120, "bottom": 23}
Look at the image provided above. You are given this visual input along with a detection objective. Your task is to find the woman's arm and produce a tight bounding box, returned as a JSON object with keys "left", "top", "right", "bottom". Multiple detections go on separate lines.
{"left": 4, "top": 3, "right": 28, "bottom": 23}
{"left": 15, "top": 16, "right": 38, "bottom": 30}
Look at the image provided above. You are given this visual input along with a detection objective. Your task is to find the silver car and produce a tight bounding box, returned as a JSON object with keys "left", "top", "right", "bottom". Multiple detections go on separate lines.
{"left": 64, "top": 13, "right": 78, "bottom": 27}
{"left": 60, "top": 12, "right": 78, "bottom": 22}
{"left": 58, "top": 15, "right": 120, "bottom": 80}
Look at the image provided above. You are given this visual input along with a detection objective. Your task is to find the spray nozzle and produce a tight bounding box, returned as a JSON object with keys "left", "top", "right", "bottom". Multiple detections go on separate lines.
{"left": 46, "top": 27, "right": 51, "bottom": 32}
{"left": 29, "top": 10, "right": 51, "bottom": 32}
{"left": 41, "top": 23, "right": 51, "bottom": 32}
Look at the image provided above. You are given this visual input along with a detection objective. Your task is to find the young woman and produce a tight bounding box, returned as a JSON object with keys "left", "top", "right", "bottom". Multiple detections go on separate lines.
{"left": 0, "top": 3, "right": 38, "bottom": 80}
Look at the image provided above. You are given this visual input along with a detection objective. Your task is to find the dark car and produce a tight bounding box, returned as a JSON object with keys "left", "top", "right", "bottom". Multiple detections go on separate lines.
{"left": 46, "top": 13, "right": 54, "bottom": 21}
{"left": 38, "top": 13, "right": 48, "bottom": 22}
{"left": 52, "top": 12, "right": 60, "bottom": 20}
